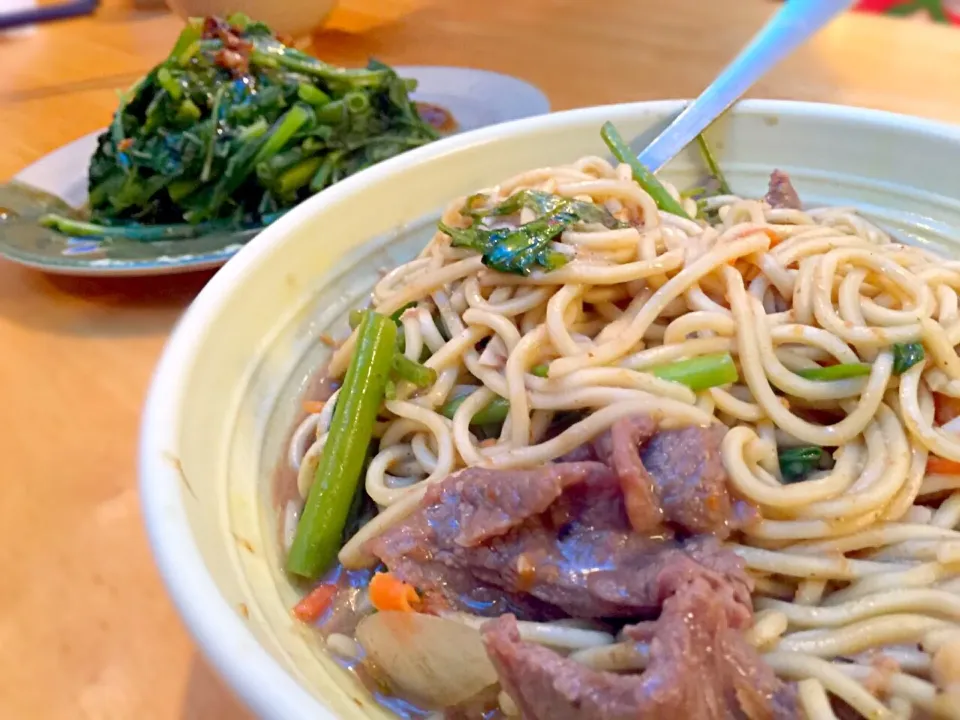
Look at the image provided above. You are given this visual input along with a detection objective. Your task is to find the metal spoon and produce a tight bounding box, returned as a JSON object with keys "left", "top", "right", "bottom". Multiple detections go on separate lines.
{"left": 637, "top": 0, "right": 855, "bottom": 174}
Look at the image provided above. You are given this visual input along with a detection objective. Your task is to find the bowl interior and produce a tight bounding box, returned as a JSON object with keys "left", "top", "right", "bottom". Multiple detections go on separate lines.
{"left": 140, "top": 100, "right": 960, "bottom": 720}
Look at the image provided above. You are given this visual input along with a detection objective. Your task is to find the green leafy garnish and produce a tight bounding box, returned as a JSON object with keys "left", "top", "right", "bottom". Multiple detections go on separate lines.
{"left": 779, "top": 446, "right": 827, "bottom": 484}
{"left": 440, "top": 190, "right": 622, "bottom": 276}
{"left": 893, "top": 342, "right": 925, "bottom": 375}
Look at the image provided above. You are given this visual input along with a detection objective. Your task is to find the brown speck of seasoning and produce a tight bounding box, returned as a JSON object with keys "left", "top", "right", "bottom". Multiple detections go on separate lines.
{"left": 238, "top": 603, "right": 249, "bottom": 619}
{"left": 163, "top": 451, "right": 197, "bottom": 499}
{"left": 764, "top": 115, "right": 780, "bottom": 127}
{"left": 233, "top": 534, "right": 256, "bottom": 554}
{"left": 353, "top": 699, "right": 364, "bottom": 708}
{"left": 319, "top": 333, "right": 339, "bottom": 348}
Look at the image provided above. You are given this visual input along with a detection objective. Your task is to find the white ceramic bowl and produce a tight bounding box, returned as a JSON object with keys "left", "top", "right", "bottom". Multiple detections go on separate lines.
{"left": 139, "top": 100, "right": 960, "bottom": 720}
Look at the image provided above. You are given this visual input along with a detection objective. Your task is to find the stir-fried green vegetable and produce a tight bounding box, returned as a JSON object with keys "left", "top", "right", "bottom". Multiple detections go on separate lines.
{"left": 893, "top": 342, "right": 925, "bottom": 374}
{"left": 779, "top": 446, "right": 827, "bottom": 484}
{"left": 462, "top": 189, "right": 625, "bottom": 229}
{"left": 600, "top": 121, "right": 691, "bottom": 219}
{"left": 796, "top": 363, "right": 872, "bottom": 381}
{"left": 43, "top": 14, "right": 436, "bottom": 240}
{"left": 288, "top": 310, "right": 397, "bottom": 579}
{"left": 439, "top": 188, "right": 629, "bottom": 275}
{"left": 441, "top": 395, "right": 511, "bottom": 425}
{"left": 796, "top": 343, "right": 926, "bottom": 381}
{"left": 649, "top": 353, "right": 739, "bottom": 391}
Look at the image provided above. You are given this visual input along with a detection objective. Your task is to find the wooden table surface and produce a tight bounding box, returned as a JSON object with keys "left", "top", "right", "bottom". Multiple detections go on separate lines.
{"left": 3, "top": 1, "right": 960, "bottom": 717}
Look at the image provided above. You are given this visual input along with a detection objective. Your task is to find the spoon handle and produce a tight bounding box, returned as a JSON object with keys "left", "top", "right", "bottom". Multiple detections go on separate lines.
{"left": 636, "top": 0, "right": 855, "bottom": 174}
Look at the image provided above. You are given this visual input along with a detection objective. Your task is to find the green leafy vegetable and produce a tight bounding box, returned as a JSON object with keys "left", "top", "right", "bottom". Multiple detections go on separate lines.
{"left": 440, "top": 189, "right": 628, "bottom": 276}
{"left": 441, "top": 395, "right": 510, "bottom": 425}
{"left": 779, "top": 446, "right": 827, "bottom": 484}
{"left": 893, "top": 342, "right": 925, "bottom": 375}
{"left": 462, "top": 189, "right": 625, "bottom": 229}
{"left": 600, "top": 121, "right": 691, "bottom": 219}
{"left": 44, "top": 14, "right": 438, "bottom": 240}
{"left": 648, "top": 353, "right": 739, "bottom": 391}
{"left": 796, "top": 363, "right": 872, "bottom": 381}
{"left": 287, "top": 310, "right": 396, "bottom": 579}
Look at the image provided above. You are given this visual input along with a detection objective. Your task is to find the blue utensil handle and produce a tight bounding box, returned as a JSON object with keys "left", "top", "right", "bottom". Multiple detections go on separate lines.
{"left": 637, "top": 0, "right": 855, "bottom": 174}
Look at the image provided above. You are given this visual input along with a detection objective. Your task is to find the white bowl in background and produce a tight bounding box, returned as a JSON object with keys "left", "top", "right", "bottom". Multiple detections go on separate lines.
{"left": 138, "top": 100, "right": 960, "bottom": 720}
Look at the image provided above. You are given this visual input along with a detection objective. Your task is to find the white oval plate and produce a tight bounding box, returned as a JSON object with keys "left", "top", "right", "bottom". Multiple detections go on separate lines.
{"left": 0, "top": 66, "right": 549, "bottom": 277}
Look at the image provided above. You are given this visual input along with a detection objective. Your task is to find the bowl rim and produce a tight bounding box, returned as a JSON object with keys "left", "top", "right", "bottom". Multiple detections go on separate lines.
{"left": 138, "top": 98, "right": 960, "bottom": 719}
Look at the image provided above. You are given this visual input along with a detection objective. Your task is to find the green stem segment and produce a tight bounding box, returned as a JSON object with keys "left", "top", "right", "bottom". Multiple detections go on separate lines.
{"left": 796, "top": 363, "right": 872, "bottom": 381}
{"left": 392, "top": 354, "right": 437, "bottom": 388}
{"left": 696, "top": 133, "right": 732, "bottom": 195}
{"left": 600, "top": 121, "right": 691, "bottom": 220}
{"left": 287, "top": 311, "right": 397, "bottom": 579}
{"left": 649, "top": 353, "right": 738, "bottom": 391}
{"left": 441, "top": 395, "right": 510, "bottom": 426}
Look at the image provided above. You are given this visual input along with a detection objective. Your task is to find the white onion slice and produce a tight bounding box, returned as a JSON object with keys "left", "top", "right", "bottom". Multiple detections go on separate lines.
{"left": 355, "top": 611, "right": 498, "bottom": 708}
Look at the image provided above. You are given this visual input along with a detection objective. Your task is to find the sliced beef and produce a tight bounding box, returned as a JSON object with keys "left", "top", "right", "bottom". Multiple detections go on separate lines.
{"left": 367, "top": 456, "right": 752, "bottom": 622}
{"left": 641, "top": 424, "right": 739, "bottom": 537}
{"left": 592, "top": 415, "right": 662, "bottom": 533}
{"left": 587, "top": 418, "right": 743, "bottom": 538}
{"left": 483, "top": 579, "right": 799, "bottom": 720}
{"left": 765, "top": 170, "right": 802, "bottom": 210}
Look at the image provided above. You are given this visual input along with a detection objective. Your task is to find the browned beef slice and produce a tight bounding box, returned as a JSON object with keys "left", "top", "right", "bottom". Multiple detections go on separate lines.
{"left": 590, "top": 419, "right": 740, "bottom": 538}
{"left": 483, "top": 580, "right": 799, "bottom": 720}
{"left": 592, "top": 415, "right": 663, "bottom": 533}
{"left": 765, "top": 170, "right": 802, "bottom": 210}
{"left": 367, "top": 460, "right": 752, "bottom": 621}
{"left": 640, "top": 423, "right": 738, "bottom": 538}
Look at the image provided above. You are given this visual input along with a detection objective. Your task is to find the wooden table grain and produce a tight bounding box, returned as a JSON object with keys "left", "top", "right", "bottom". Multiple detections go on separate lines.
{"left": 2, "top": 2, "right": 960, "bottom": 717}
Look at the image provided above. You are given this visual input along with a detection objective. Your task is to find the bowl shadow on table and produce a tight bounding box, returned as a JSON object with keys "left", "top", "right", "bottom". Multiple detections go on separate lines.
{"left": 0, "top": 262, "right": 217, "bottom": 336}
{"left": 181, "top": 651, "right": 256, "bottom": 720}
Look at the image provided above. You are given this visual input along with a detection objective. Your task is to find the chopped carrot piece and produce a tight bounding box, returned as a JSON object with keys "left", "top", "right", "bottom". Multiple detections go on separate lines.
{"left": 302, "top": 400, "right": 326, "bottom": 415}
{"left": 293, "top": 583, "right": 338, "bottom": 623}
{"left": 369, "top": 572, "right": 419, "bottom": 613}
{"left": 927, "top": 456, "right": 960, "bottom": 476}
{"left": 935, "top": 393, "right": 960, "bottom": 426}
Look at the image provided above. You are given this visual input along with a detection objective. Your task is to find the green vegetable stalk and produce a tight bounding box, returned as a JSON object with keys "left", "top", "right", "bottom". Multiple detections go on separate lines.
{"left": 648, "top": 353, "right": 739, "bottom": 391}
{"left": 796, "top": 363, "right": 872, "bottom": 381}
{"left": 600, "top": 122, "right": 691, "bottom": 219}
{"left": 287, "top": 310, "right": 397, "bottom": 579}
{"left": 441, "top": 395, "right": 511, "bottom": 426}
